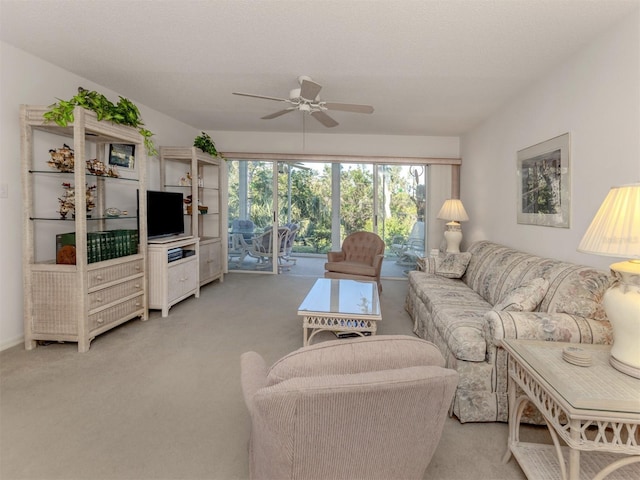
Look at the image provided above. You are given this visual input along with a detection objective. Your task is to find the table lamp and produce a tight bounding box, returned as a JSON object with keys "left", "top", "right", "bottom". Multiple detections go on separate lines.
{"left": 577, "top": 183, "right": 640, "bottom": 378}
{"left": 437, "top": 199, "right": 469, "bottom": 253}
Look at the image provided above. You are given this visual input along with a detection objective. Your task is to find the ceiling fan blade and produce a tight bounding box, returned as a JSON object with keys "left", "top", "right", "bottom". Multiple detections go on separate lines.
{"left": 311, "top": 110, "right": 339, "bottom": 128}
{"left": 233, "top": 92, "right": 288, "bottom": 102}
{"left": 261, "top": 108, "right": 295, "bottom": 120}
{"left": 299, "top": 79, "right": 322, "bottom": 101}
{"left": 324, "top": 102, "right": 374, "bottom": 114}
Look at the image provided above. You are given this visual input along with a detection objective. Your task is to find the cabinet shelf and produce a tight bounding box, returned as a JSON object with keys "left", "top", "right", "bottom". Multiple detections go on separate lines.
{"left": 29, "top": 170, "right": 140, "bottom": 183}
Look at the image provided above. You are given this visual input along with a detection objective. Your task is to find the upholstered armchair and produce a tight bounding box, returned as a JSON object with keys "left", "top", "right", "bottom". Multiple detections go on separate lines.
{"left": 324, "top": 231, "right": 385, "bottom": 292}
{"left": 240, "top": 335, "right": 458, "bottom": 480}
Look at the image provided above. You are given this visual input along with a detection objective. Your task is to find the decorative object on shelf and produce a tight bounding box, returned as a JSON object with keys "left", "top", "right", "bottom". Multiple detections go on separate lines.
{"left": 42, "top": 87, "right": 157, "bottom": 156}
{"left": 194, "top": 131, "right": 223, "bottom": 159}
{"left": 85, "top": 158, "right": 118, "bottom": 177}
{"left": 108, "top": 143, "right": 135, "bottom": 169}
{"left": 57, "top": 182, "right": 96, "bottom": 219}
{"left": 48, "top": 144, "right": 75, "bottom": 172}
{"left": 179, "top": 172, "right": 193, "bottom": 186}
{"left": 578, "top": 182, "right": 640, "bottom": 378}
{"left": 437, "top": 199, "right": 469, "bottom": 253}
{"left": 517, "top": 133, "right": 571, "bottom": 228}
{"left": 105, "top": 207, "right": 123, "bottom": 218}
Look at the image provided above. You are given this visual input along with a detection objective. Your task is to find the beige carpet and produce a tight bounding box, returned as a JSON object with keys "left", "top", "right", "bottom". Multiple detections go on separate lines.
{"left": 0, "top": 273, "right": 548, "bottom": 479}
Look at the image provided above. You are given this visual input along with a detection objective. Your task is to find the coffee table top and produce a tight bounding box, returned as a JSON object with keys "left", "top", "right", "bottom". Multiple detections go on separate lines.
{"left": 502, "top": 339, "right": 640, "bottom": 416}
{"left": 298, "top": 278, "right": 381, "bottom": 320}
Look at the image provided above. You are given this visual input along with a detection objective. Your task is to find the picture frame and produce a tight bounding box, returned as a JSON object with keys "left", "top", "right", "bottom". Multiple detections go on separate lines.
{"left": 108, "top": 143, "right": 135, "bottom": 169}
{"left": 517, "top": 133, "right": 570, "bottom": 228}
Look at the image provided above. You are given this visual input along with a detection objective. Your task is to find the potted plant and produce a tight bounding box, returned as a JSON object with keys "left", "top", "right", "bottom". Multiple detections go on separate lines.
{"left": 43, "top": 87, "right": 158, "bottom": 156}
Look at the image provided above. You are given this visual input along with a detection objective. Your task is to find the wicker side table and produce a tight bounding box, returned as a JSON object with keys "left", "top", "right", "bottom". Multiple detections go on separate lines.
{"left": 501, "top": 340, "right": 640, "bottom": 480}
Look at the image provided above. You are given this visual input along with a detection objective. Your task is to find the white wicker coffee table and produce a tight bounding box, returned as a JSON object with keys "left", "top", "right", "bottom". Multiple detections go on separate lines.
{"left": 501, "top": 339, "right": 640, "bottom": 480}
{"left": 298, "top": 278, "right": 381, "bottom": 346}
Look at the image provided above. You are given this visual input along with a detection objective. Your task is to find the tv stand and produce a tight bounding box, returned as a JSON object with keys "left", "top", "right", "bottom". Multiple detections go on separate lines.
{"left": 148, "top": 234, "right": 193, "bottom": 244}
{"left": 147, "top": 237, "right": 199, "bottom": 317}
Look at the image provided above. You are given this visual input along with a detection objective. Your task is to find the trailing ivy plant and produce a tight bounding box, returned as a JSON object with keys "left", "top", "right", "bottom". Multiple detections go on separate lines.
{"left": 43, "top": 87, "right": 158, "bottom": 157}
{"left": 194, "top": 131, "right": 223, "bottom": 159}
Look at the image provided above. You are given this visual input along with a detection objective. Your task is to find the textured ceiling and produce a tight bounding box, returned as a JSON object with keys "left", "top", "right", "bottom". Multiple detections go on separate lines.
{"left": 1, "top": 0, "right": 638, "bottom": 136}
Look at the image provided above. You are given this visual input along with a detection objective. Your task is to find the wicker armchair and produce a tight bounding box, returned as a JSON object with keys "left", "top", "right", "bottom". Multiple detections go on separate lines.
{"left": 240, "top": 335, "right": 458, "bottom": 480}
{"left": 324, "top": 231, "right": 385, "bottom": 292}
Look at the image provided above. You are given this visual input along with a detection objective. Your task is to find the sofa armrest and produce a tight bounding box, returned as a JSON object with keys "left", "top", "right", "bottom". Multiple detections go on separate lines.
{"left": 327, "top": 251, "right": 345, "bottom": 262}
{"left": 240, "top": 351, "right": 269, "bottom": 413}
{"left": 484, "top": 310, "right": 613, "bottom": 346}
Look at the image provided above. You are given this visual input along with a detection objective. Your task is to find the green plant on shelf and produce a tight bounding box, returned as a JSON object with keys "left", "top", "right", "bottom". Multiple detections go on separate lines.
{"left": 43, "top": 87, "right": 158, "bottom": 157}
{"left": 194, "top": 131, "right": 224, "bottom": 159}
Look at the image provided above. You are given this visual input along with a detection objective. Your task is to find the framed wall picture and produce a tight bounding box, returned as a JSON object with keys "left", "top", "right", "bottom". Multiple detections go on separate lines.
{"left": 517, "top": 133, "right": 570, "bottom": 228}
{"left": 108, "top": 143, "right": 135, "bottom": 169}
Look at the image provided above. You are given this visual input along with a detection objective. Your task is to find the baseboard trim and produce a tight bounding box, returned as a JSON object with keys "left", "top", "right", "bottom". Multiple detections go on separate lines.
{"left": 1, "top": 335, "right": 24, "bottom": 352}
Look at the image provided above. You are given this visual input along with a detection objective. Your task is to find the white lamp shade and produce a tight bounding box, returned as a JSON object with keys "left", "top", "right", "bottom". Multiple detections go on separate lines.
{"left": 437, "top": 199, "right": 469, "bottom": 222}
{"left": 578, "top": 183, "right": 640, "bottom": 259}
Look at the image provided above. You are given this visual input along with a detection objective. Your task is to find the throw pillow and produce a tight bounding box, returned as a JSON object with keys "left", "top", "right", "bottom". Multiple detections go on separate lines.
{"left": 426, "top": 252, "right": 472, "bottom": 279}
{"left": 493, "top": 277, "right": 549, "bottom": 312}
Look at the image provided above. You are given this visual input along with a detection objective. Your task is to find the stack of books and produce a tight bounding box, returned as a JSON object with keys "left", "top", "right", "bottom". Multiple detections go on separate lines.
{"left": 56, "top": 229, "right": 139, "bottom": 264}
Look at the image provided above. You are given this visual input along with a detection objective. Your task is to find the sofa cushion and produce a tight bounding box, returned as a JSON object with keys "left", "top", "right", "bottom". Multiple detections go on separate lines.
{"left": 493, "top": 278, "right": 549, "bottom": 312}
{"left": 266, "top": 335, "right": 444, "bottom": 386}
{"left": 540, "top": 265, "right": 611, "bottom": 322}
{"left": 426, "top": 252, "right": 472, "bottom": 279}
{"left": 408, "top": 272, "right": 491, "bottom": 362}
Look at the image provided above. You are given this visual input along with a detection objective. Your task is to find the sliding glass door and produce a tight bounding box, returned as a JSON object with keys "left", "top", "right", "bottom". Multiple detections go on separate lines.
{"left": 227, "top": 159, "right": 278, "bottom": 273}
{"left": 227, "top": 157, "right": 428, "bottom": 277}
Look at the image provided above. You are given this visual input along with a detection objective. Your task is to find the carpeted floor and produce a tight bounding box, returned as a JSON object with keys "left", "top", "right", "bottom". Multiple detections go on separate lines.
{"left": 0, "top": 273, "right": 548, "bottom": 479}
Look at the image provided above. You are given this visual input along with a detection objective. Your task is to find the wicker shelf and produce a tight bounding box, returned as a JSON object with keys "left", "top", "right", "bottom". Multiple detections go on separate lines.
{"left": 159, "top": 146, "right": 226, "bottom": 289}
{"left": 21, "top": 105, "right": 148, "bottom": 352}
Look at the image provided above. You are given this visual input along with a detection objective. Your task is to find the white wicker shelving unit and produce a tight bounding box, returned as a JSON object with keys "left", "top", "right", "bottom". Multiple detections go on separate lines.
{"left": 159, "top": 146, "right": 226, "bottom": 288}
{"left": 21, "top": 105, "right": 148, "bottom": 352}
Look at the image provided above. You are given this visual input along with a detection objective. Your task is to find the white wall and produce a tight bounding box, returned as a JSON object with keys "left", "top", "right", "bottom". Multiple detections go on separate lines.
{"left": 461, "top": 10, "right": 640, "bottom": 272}
{"left": 0, "top": 42, "right": 200, "bottom": 349}
{"left": 0, "top": 42, "right": 460, "bottom": 351}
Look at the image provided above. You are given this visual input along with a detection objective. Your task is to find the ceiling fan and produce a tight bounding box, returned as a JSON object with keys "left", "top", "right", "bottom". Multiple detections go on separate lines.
{"left": 233, "top": 75, "right": 374, "bottom": 128}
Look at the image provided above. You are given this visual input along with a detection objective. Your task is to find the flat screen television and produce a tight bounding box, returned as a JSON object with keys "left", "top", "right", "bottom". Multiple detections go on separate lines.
{"left": 140, "top": 190, "right": 185, "bottom": 240}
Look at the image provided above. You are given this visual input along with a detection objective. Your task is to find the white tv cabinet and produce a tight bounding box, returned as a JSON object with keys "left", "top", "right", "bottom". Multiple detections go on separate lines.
{"left": 147, "top": 237, "right": 199, "bottom": 317}
{"left": 159, "top": 146, "right": 226, "bottom": 287}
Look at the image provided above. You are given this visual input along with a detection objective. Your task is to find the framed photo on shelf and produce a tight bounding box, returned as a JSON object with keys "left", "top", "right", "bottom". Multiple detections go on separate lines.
{"left": 517, "top": 133, "right": 571, "bottom": 228}
{"left": 108, "top": 143, "right": 136, "bottom": 169}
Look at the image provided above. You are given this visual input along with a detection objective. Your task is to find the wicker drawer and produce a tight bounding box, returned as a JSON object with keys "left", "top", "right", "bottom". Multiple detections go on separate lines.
{"left": 88, "top": 258, "right": 144, "bottom": 289}
{"left": 88, "top": 276, "right": 144, "bottom": 311}
{"left": 88, "top": 294, "right": 144, "bottom": 331}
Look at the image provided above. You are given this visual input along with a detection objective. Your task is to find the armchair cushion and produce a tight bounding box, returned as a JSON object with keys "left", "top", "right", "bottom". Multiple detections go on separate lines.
{"left": 493, "top": 277, "right": 549, "bottom": 312}
{"left": 266, "top": 335, "right": 445, "bottom": 387}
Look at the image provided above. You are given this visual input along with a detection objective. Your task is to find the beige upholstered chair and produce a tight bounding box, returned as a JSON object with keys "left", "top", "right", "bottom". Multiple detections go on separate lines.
{"left": 240, "top": 335, "right": 459, "bottom": 480}
{"left": 324, "top": 231, "right": 385, "bottom": 292}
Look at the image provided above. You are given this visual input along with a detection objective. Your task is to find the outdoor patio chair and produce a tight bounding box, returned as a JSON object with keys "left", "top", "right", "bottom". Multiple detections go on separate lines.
{"left": 247, "top": 226, "right": 292, "bottom": 272}
{"left": 391, "top": 220, "right": 425, "bottom": 265}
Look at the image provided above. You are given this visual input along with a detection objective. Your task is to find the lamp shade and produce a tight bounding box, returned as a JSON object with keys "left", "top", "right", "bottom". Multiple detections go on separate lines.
{"left": 437, "top": 199, "right": 469, "bottom": 222}
{"left": 577, "top": 183, "right": 640, "bottom": 259}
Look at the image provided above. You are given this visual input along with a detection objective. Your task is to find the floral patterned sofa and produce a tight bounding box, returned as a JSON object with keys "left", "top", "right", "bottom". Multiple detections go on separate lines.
{"left": 405, "top": 240, "right": 613, "bottom": 423}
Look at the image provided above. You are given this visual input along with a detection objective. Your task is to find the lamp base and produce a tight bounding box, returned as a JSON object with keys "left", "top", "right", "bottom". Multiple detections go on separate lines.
{"left": 609, "top": 356, "right": 640, "bottom": 379}
{"left": 604, "top": 260, "right": 640, "bottom": 378}
{"left": 443, "top": 222, "right": 462, "bottom": 253}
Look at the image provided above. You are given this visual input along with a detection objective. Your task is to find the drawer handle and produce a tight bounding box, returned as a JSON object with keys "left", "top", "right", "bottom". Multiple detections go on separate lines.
{"left": 97, "top": 318, "right": 104, "bottom": 325}
{"left": 135, "top": 302, "right": 141, "bottom": 307}
{"left": 95, "top": 275, "right": 103, "bottom": 281}
{"left": 134, "top": 283, "right": 140, "bottom": 289}
{"left": 135, "top": 265, "right": 141, "bottom": 271}
{"left": 95, "top": 297, "right": 103, "bottom": 303}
